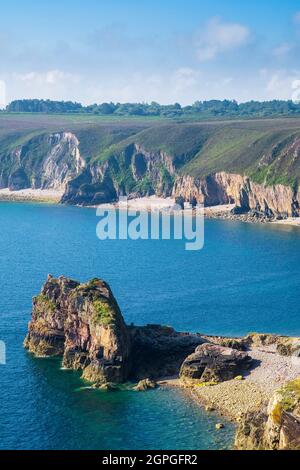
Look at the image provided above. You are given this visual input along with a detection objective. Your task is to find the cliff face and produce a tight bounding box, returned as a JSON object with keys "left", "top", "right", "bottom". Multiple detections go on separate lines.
{"left": 173, "top": 172, "right": 299, "bottom": 218}
{"left": 0, "top": 132, "right": 85, "bottom": 191}
{"left": 235, "top": 378, "right": 300, "bottom": 450}
{"left": 24, "top": 275, "right": 131, "bottom": 385}
{"left": 2, "top": 124, "right": 300, "bottom": 218}
{"left": 61, "top": 147, "right": 299, "bottom": 218}
{"left": 61, "top": 143, "right": 175, "bottom": 206}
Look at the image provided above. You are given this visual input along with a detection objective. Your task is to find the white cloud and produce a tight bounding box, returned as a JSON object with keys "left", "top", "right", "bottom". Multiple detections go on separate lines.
{"left": 265, "top": 70, "right": 300, "bottom": 100}
{"left": 81, "top": 67, "right": 242, "bottom": 105}
{"left": 293, "top": 12, "right": 300, "bottom": 23}
{"left": 195, "top": 17, "right": 250, "bottom": 62}
{"left": 8, "top": 70, "right": 82, "bottom": 103}
{"left": 15, "top": 70, "right": 80, "bottom": 86}
{"left": 8, "top": 66, "right": 300, "bottom": 105}
{"left": 273, "top": 43, "right": 293, "bottom": 58}
{"left": 172, "top": 67, "right": 201, "bottom": 93}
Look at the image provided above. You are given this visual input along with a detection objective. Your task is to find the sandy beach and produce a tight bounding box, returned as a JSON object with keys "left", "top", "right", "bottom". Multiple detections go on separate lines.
{"left": 0, "top": 188, "right": 63, "bottom": 203}
{"left": 271, "top": 217, "right": 300, "bottom": 227}
{"left": 1, "top": 190, "right": 300, "bottom": 229}
{"left": 98, "top": 196, "right": 177, "bottom": 211}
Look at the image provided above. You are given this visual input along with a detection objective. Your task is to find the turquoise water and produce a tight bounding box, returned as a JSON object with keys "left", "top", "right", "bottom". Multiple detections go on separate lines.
{"left": 0, "top": 202, "right": 300, "bottom": 449}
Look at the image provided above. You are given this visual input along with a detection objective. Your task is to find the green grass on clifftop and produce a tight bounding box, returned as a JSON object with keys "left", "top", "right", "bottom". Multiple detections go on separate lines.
{"left": 2, "top": 115, "right": 300, "bottom": 189}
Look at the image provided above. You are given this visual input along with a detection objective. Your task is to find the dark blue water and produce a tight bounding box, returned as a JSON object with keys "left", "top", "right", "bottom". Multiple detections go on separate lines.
{"left": 0, "top": 202, "right": 299, "bottom": 450}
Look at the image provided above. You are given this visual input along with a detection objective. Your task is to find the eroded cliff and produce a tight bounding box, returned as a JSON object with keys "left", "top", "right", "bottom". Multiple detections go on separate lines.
{"left": 25, "top": 275, "right": 204, "bottom": 385}
{"left": 24, "top": 275, "right": 131, "bottom": 385}
{"left": 2, "top": 120, "right": 300, "bottom": 218}
{"left": 235, "top": 378, "right": 300, "bottom": 450}
{"left": 0, "top": 132, "right": 86, "bottom": 191}
{"left": 173, "top": 172, "right": 300, "bottom": 218}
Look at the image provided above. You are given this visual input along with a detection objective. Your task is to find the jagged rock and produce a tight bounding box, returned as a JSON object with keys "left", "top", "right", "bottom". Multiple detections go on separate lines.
{"left": 245, "top": 333, "right": 300, "bottom": 357}
{"left": 24, "top": 277, "right": 206, "bottom": 387}
{"left": 129, "top": 325, "right": 205, "bottom": 380}
{"left": 265, "top": 377, "right": 300, "bottom": 450}
{"left": 235, "top": 377, "right": 300, "bottom": 450}
{"left": 173, "top": 171, "right": 300, "bottom": 218}
{"left": 180, "top": 344, "right": 252, "bottom": 383}
{"left": 134, "top": 379, "right": 158, "bottom": 392}
{"left": 202, "top": 335, "right": 247, "bottom": 351}
{"left": 24, "top": 275, "right": 131, "bottom": 386}
{"left": 61, "top": 170, "right": 118, "bottom": 206}
{"left": 235, "top": 410, "right": 267, "bottom": 450}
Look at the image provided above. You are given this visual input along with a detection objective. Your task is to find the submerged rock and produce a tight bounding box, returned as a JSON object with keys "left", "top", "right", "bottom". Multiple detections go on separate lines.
{"left": 180, "top": 343, "right": 252, "bottom": 383}
{"left": 134, "top": 379, "right": 158, "bottom": 392}
{"left": 215, "top": 423, "right": 224, "bottom": 430}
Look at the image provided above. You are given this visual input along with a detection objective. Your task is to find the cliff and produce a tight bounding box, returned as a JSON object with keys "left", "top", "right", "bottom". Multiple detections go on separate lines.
{"left": 173, "top": 172, "right": 299, "bottom": 218}
{"left": 24, "top": 275, "right": 131, "bottom": 385}
{"left": 0, "top": 132, "right": 86, "bottom": 191}
{"left": 2, "top": 117, "right": 300, "bottom": 218}
{"left": 235, "top": 378, "right": 300, "bottom": 450}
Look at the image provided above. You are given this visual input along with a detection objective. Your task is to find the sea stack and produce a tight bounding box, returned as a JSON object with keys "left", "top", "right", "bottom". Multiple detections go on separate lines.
{"left": 24, "top": 275, "right": 131, "bottom": 386}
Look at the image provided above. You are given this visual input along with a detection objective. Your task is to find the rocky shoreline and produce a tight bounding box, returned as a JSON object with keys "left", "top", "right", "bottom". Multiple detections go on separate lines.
{"left": 1, "top": 188, "right": 300, "bottom": 228}
{"left": 205, "top": 205, "right": 300, "bottom": 227}
{"left": 24, "top": 275, "right": 300, "bottom": 450}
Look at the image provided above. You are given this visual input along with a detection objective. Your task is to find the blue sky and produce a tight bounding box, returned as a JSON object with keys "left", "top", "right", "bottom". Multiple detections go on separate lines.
{"left": 1, "top": 0, "right": 300, "bottom": 104}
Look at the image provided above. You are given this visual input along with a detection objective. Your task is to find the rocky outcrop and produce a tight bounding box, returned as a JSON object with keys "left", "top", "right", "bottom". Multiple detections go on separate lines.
{"left": 244, "top": 333, "right": 300, "bottom": 357}
{"left": 129, "top": 325, "right": 204, "bottom": 380}
{"left": 24, "top": 275, "right": 131, "bottom": 385}
{"left": 180, "top": 344, "right": 252, "bottom": 383}
{"left": 235, "top": 377, "right": 300, "bottom": 450}
{"left": 134, "top": 378, "right": 158, "bottom": 391}
{"left": 173, "top": 172, "right": 299, "bottom": 218}
{"left": 24, "top": 280, "right": 300, "bottom": 448}
{"left": 25, "top": 276, "right": 204, "bottom": 386}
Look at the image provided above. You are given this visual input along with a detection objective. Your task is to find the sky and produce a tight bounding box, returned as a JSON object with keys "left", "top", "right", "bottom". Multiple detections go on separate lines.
{"left": 1, "top": 0, "right": 300, "bottom": 105}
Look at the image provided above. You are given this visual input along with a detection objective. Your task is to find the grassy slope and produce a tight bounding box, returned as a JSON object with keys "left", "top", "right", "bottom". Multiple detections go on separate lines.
{"left": 123, "top": 119, "right": 300, "bottom": 188}
{"left": 1, "top": 114, "right": 300, "bottom": 188}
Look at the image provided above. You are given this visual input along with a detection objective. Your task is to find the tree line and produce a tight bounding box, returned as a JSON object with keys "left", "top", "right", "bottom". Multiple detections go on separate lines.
{"left": 5, "top": 98, "right": 300, "bottom": 118}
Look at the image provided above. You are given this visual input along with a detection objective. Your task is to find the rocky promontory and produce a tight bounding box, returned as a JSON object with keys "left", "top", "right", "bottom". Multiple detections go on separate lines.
{"left": 25, "top": 276, "right": 300, "bottom": 450}
{"left": 24, "top": 275, "right": 204, "bottom": 386}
